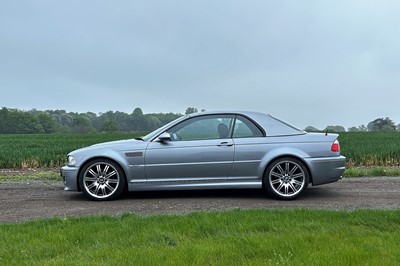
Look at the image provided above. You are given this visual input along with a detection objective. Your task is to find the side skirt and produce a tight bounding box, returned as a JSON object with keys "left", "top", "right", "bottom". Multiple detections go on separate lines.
{"left": 127, "top": 180, "right": 262, "bottom": 192}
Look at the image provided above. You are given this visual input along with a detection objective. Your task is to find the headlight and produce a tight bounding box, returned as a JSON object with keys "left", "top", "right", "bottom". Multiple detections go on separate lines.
{"left": 67, "top": 156, "right": 77, "bottom": 166}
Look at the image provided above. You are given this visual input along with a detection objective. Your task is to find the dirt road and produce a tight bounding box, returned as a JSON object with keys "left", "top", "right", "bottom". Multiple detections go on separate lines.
{"left": 1, "top": 177, "right": 399, "bottom": 223}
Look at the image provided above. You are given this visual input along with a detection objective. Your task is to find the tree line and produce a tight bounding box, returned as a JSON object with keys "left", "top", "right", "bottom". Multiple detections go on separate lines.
{"left": 0, "top": 107, "right": 399, "bottom": 134}
{"left": 0, "top": 107, "right": 185, "bottom": 134}
{"left": 305, "top": 117, "right": 400, "bottom": 133}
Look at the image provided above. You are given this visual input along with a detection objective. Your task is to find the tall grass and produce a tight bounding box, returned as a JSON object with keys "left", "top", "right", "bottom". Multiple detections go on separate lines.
{"left": 0, "top": 209, "right": 399, "bottom": 265}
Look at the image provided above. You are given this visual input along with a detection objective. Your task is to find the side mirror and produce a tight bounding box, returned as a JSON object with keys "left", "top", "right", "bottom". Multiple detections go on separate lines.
{"left": 158, "top": 132, "right": 171, "bottom": 142}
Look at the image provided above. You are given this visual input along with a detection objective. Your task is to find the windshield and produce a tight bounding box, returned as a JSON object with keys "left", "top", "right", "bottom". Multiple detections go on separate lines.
{"left": 141, "top": 115, "right": 186, "bottom": 141}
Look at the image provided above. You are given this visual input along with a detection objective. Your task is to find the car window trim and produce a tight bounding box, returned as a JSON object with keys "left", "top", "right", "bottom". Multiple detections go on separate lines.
{"left": 159, "top": 114, "right": 236, "bottom": 142}
{"left": 232, "top": 114, "right": 266, "bottom": 138}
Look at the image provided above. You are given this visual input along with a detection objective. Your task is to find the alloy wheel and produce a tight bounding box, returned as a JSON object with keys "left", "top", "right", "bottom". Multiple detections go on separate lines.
{"left": 82, "top": 162, "right": 121, "bottom": 200}
{"left": 267, "top": 159, "right": 307, "bottom": 199}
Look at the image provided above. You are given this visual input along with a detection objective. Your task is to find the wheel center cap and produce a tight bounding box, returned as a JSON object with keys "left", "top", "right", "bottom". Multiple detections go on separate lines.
{"left": 283, "top": 175, "right": 291, "bottom": 182}
{"left": 98, "top": 176, "right": 106, "bottom": 184}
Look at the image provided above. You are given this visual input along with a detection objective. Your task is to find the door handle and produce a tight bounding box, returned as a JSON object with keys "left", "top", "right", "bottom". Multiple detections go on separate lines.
{"left": 218, "top": 142, "right": 233, "bottom": 147}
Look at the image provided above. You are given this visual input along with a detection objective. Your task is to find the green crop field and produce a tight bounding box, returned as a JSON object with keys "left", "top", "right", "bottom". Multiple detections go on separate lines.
{"left": 340, "top": 132, "right": 400, "bottom": 166}
{"left": 0, "top": 133, "right": 142, "bottom": 168}
{"left": 0, "top": 132, "right": 399, "bottom": 169}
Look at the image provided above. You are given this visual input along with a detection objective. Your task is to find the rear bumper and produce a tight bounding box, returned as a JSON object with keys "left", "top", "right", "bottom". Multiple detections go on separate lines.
{"left": 60, "top": 166, "right": 79, "bottom": 191}
{"left": 305, "top": 155, "right": 346, "bottom": 186}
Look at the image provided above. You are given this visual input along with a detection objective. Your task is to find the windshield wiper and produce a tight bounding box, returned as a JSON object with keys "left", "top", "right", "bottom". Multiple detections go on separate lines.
{"left": 135, "top": 137, "right": 144, "bottom": 141}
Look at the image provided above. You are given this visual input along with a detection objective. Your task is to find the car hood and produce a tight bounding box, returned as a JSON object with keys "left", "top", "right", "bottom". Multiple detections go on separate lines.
{"left": 69, "top": 139, "right": 147, "bottom": 156}
{"left": 90, "top": 139, "right": 139, "bottom": 148}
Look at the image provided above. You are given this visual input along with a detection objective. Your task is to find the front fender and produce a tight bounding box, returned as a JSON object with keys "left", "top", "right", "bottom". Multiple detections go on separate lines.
{"left": 76, "top": 151, "right": 131, "bottom": 179}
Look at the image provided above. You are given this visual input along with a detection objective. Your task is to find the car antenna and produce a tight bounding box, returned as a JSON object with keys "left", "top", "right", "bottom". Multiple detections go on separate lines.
{"left": 325, "top": 129, "right": 328, "bottom": 136}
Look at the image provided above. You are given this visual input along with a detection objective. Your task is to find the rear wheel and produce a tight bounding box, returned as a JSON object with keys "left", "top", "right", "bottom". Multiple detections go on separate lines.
{"left": 79, "top": 159, "right": 126, "bottom": 201}
{"left": 264, "top": 157, "right": 309, "bottom": 200}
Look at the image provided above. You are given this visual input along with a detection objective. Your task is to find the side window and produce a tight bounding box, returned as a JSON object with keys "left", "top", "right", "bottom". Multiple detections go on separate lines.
{"left": 232, "top": 116, "right": 264, "bottom": 138}
{"left": 168, "top": 115, "right": 234, "bottom": 141}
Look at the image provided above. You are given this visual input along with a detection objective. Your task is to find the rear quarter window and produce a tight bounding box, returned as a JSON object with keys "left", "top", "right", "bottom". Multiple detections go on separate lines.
{"left": 233, "top": 116, "right": 264, "bottom": 138}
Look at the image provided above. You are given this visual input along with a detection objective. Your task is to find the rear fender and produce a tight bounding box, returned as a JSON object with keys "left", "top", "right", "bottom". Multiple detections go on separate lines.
{"left": 258, "top": 147, "right": 311, "bottom": 177}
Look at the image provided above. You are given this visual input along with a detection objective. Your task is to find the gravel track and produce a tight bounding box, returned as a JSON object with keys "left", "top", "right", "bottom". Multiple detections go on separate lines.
{"left": 1, "top": 177, "right": 399, "bottom": 223}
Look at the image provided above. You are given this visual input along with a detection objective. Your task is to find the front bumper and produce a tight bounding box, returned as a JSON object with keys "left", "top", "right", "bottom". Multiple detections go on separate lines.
{"left": 305, "top": 155, "right": 346, "bottom": 186}
{"left": 60, "top": 166, "right": 79, "bottom": 191}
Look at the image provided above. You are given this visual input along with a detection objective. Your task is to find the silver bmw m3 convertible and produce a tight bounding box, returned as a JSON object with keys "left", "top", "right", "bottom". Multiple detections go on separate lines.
{"left": 61, "top": 111, "right": 346, "bottom": 201}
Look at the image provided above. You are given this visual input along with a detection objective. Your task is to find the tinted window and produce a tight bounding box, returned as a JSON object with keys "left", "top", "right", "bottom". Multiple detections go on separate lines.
{"left": 232, "top": 116, "right": 264, "bottom": 138}
{"left": 168, "top": 115, "right": 234, "bottom": 141}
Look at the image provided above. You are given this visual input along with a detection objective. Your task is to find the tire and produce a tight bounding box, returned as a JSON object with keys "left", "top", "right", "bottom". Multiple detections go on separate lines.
{"left": 79, "top": 159, "right": 126, "bottom": 201}
{"left": 264, "top": 157, "right": 309, "bottom": 200}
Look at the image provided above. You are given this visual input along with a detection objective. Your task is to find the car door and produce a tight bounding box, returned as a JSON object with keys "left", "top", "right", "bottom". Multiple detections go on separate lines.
{"left": 144, "top": 115, "right": 235, "bottom": 182}
{"left": 229, "top": 115, "right": 266, "bottom": 182}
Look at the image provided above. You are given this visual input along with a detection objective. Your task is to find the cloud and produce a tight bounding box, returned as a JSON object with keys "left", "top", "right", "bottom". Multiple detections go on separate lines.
{"left": 1, "top": 0, "right": 399, "bottom": 128}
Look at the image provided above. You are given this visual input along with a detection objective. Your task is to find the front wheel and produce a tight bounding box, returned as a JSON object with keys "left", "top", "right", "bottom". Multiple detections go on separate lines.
{"left": 79, "top": 159, "right": 126, "bottom": 201}
{"left": 264, "top": 157, "right": 309, "bottom": 200}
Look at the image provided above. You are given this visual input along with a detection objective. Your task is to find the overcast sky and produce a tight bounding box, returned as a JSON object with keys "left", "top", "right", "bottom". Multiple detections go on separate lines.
{"left": 1, "top": 1, "right": 399, "bottom": 129}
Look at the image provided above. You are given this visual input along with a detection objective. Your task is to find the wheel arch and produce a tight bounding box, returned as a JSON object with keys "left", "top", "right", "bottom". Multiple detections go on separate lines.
{"left": 260, "top": 153, "right": 313, "bottom": 187}
{"left": 76, "top": 156, "right": 128, "bottom": 192}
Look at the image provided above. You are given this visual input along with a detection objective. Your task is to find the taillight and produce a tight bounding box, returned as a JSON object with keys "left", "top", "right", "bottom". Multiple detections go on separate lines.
{"left": 331, "top": 139, "right": 340, "bottom": 152}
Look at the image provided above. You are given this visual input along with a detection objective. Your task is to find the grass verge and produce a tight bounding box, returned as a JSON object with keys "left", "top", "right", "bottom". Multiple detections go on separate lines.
{"left": 344, "top": 166, "right": 400, "bottom": 177}
{"left": 1, "top": 166, "right": 400, "bottom": 183}
{"left": 0, "top": 168, "right": 60, "bottom": 182}
{"left": 0, "top": 209, "right": 399, "bottom": 265}
{"left": 4, "top": 168, "right": 400, "bottom": 183}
